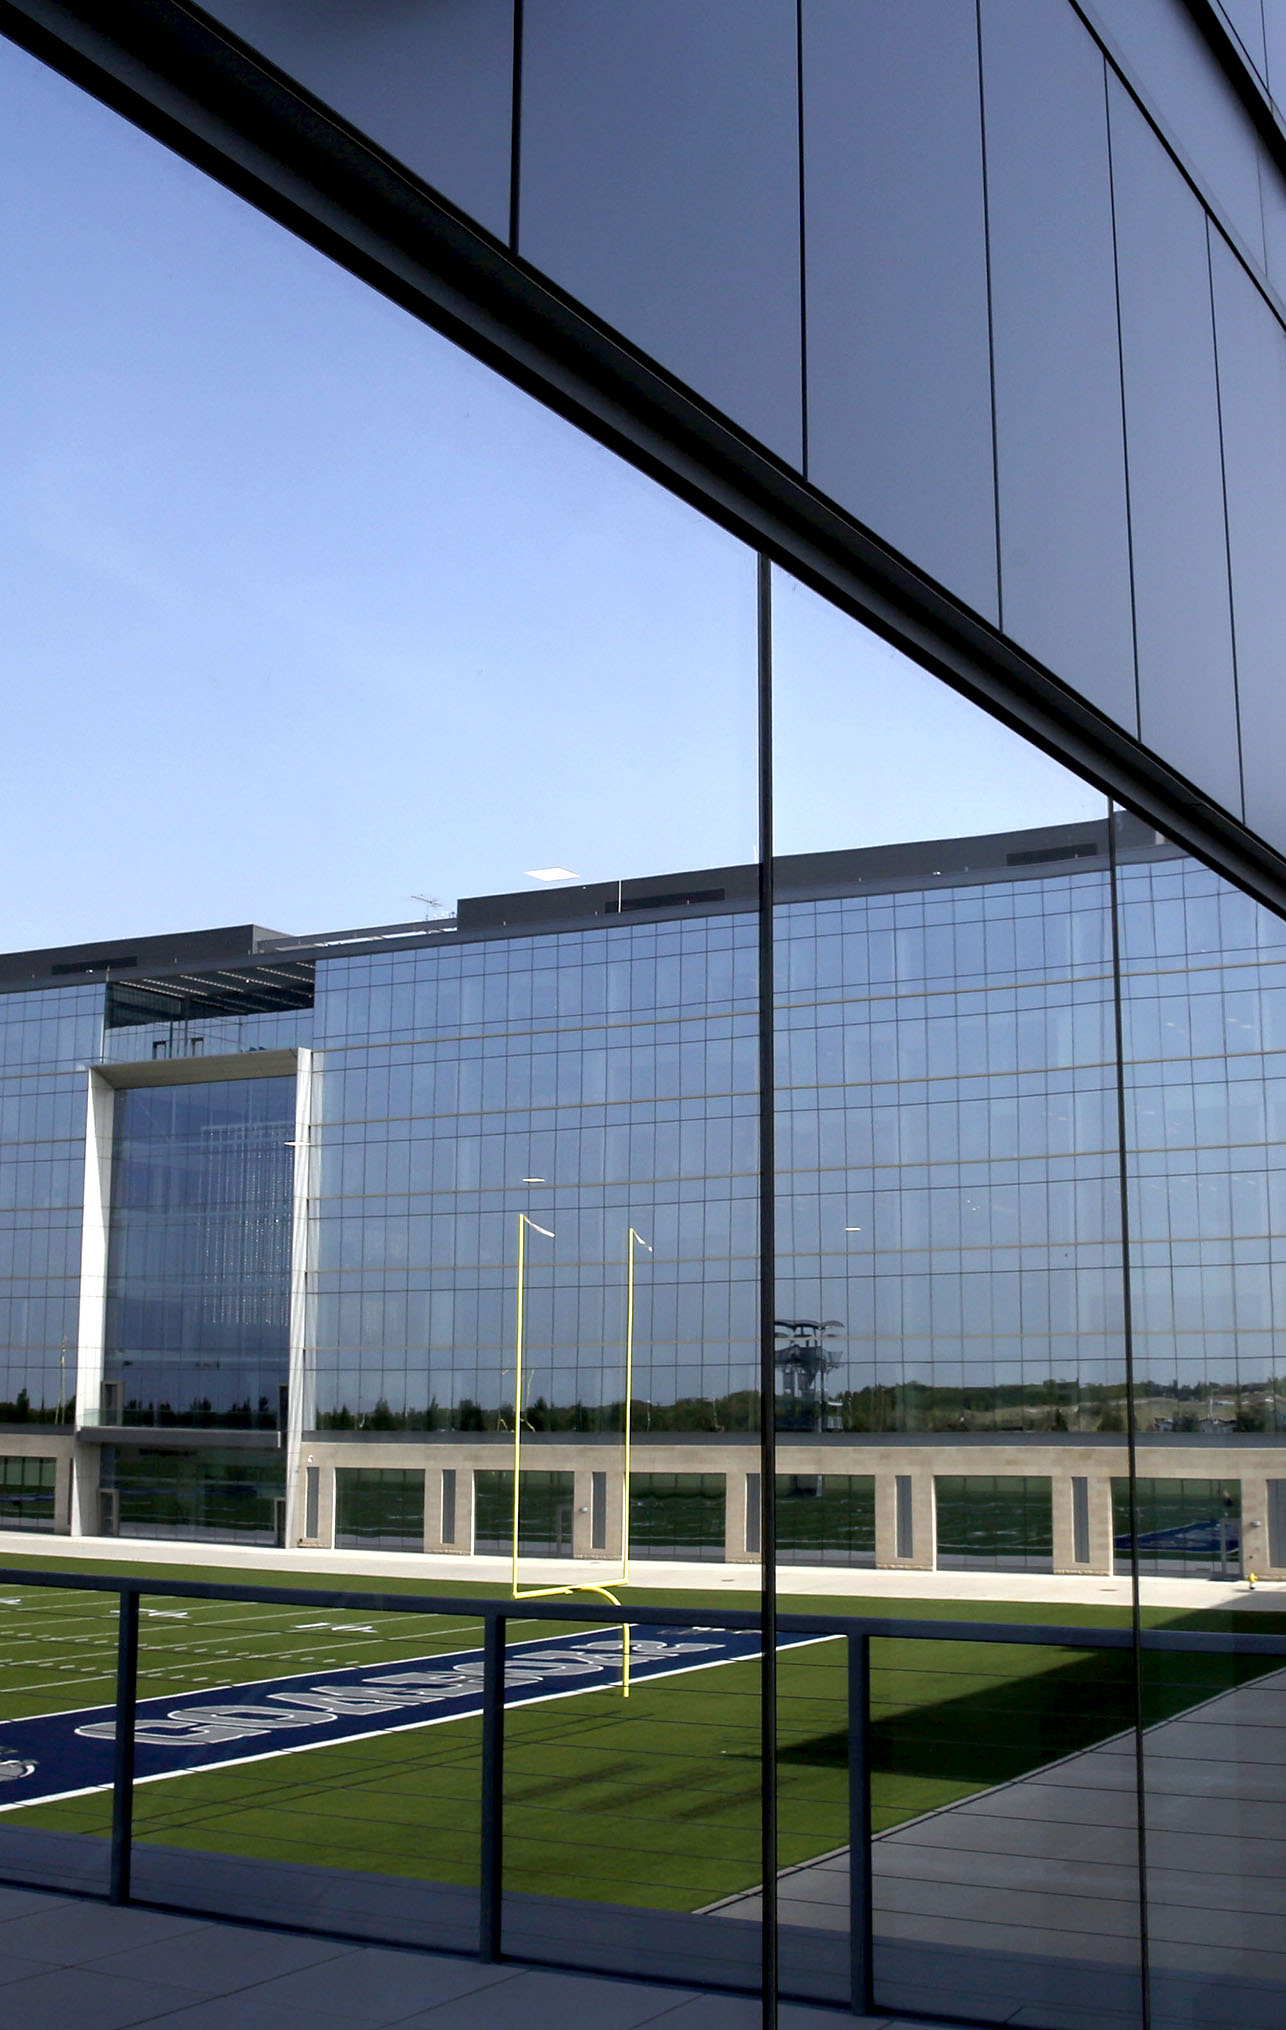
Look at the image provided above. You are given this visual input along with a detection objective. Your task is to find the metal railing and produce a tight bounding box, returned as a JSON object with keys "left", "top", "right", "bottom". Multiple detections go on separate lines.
{"left": 2, "top": 1565, "right": 1285, "bottom": 2019}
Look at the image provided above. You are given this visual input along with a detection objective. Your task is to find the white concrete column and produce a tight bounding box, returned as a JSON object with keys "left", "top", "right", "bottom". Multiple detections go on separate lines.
{"left": 53, "top": 1449, "right": 74, "bottom": 1536}
{"left": 572, "top": 1465, "right": 595, "bottom": 1558}
{"left": 1085, "top": 1476, "right": 1116, "bottom": 1575}
{"left": 70, "top": 1441, "right": 101, "bottom": 1537}
{"left": 457, "top": 1469, "right": 477, "bottom": 1555}
{"left": 314, "top": 1463, "right": 336, "bottom": 1550}
{"left": 423, "top": 1464, "right": 444, "bottom": 1552}
{"left": 723, "top": 1467, "right": 759, "bottom": 1563}
{"left": 1240, "top": 1471, "right": 1268, "bottom": 1578}
{"left": 285, "top": 1049, "right": 314, "bottom": 1545}
{"left": 1051, "top": 1468, "right": 1114, "bottom": 1575}
{"left": 74, "top": 1073, "right": 114, "bottom": 1432}
{"left": 605, "top": 1466, "right": 625, "bottom": 1563}
{"left": 875, "top": 1467, "right": 935, "bottom": 1570}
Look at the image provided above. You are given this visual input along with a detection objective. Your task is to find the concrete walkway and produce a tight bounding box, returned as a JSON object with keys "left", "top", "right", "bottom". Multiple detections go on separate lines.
{"left": 0, "top": 1528, "right": 1278, "bottom": 1614}
{"left": 715, "top": 1666, "right": 1286, "bottom": 2029}
{"left": 0, "top": 1880, "right": 948, "bottom": 2029}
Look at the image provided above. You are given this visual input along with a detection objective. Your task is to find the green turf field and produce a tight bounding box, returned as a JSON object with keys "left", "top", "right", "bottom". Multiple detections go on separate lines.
{"left": 0, "top": 1550, "right": 1278, "bottom": 1912}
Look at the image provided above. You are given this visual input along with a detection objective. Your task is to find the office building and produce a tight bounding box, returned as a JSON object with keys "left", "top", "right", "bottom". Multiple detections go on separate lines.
{"left": 2, "top": 813, "right": 1281, "bottom": 1589}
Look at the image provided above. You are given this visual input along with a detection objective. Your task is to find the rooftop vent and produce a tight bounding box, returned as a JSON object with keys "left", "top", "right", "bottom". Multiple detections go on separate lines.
{"left": 1004, "top": 843, "right": 1099, "bottom": 867}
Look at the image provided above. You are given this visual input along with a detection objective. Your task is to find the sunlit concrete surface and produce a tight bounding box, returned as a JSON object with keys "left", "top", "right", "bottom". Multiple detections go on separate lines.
{"left": 0, "top": 1528, "right": 1279, "bottom": 1615}
{"left": 716, "top": 1667, "right": 1286, "bottom": 2029}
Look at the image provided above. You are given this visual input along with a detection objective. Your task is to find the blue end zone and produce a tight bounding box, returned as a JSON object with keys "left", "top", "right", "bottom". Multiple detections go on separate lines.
{"left": 0, "top": 1623, "right": 817, "bottom": 1811}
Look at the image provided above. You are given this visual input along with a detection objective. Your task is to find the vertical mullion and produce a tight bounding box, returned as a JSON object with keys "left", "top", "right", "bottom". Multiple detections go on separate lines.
{"left": 109, "top": 1586, "right": 139, "bottom": 1905}
{"left": 757, "top": 552, "right": 778, "bottom": 2029}
{"left": 848, "top": 1633, "right": 874, "bottom": 2017}
{"left": 480, "top": 1612, "right": 506, "bottom": 1962}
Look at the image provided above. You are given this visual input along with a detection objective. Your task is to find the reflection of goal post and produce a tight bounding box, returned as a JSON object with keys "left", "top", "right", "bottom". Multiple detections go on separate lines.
{"left": 509, "top": 1215, "right": 649, "bottom": 1693}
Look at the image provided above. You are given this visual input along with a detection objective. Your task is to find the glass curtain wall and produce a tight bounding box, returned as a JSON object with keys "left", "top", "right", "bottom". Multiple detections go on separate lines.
{"left": 8, "top": 23, "right": 1286, "bottom": 2028}
{"left": 0, "top": 27, "right": 765, "bottom": 1976}
{"left": 103, "top": 1077, "right": 296, "bottom": 1428}
{"left": 1115, "top": 812, "right": 1286, "bottom": 2028}
{"left": 768, "top": 568, "right": 1143, "bottom": 2025}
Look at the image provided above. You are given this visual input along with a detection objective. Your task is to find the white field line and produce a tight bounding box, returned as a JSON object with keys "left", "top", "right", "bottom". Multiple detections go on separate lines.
{"left": 0, "top": 1616, "right": 783, "bottom": 1732}
{"left": 0, "top": 1634, "right": 837, "bottom": 1817}
{"left": 0, "top": 1618, "right": 498, "bottom": 1724}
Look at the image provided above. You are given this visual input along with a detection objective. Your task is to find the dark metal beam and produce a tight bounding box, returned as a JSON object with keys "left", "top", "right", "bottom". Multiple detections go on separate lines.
{"left": 4, "top": 0, "right": 1286, "bottom": 919}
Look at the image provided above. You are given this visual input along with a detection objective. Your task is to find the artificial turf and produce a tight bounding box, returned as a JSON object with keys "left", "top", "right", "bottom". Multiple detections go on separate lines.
{"left": 0, "top": 1548, "right": 1279, "bottom": 1912}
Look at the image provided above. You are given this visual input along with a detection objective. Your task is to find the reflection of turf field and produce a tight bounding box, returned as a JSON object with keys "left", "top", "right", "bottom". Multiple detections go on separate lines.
{"left": 0, "top": 1551, "right": 1279, "bottom": 1912}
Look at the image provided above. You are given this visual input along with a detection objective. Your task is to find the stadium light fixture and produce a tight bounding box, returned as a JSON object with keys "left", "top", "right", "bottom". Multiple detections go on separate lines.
{"left": 622, "top": 1229, "right": 652, "bottom": 1592}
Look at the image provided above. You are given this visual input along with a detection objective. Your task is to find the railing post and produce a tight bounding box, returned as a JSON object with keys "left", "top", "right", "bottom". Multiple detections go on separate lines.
{"left": 109, "top": 1586, "right": 140, "bottom": 1905}
{"left": 848, "top": 1632, "right": 874, "bottom": 2018}
{"left": 479, "top": 1612, "right": 506, "bottom": 1962}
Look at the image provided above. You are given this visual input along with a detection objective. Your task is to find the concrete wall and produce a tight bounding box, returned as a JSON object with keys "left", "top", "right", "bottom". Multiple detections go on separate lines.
{"left": 191, "top": 0, "right": 1286, "bottom": 859}
{"left": 0, "top": 1430, "right": 79, "bottom": 1536}
{"left": 269, "top": 1435, "right": 1286, "bottom": 1580}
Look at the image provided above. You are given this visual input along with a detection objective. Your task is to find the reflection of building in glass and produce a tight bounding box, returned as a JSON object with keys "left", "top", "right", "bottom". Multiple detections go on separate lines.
{"left": 2, "top": 814, "right": 1286, "bottom": 1570}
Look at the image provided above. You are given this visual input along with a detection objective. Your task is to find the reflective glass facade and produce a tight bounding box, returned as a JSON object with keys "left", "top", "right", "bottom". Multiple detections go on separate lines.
{"left": 0, "top": 983, "right": 101, "bottom": 1421}
{"left": 3, "top": 827, "right": 1286, "bottom": 1495}
{"left": 10, "top": 16, "right": 1286, "bottom": 2023}
{"left": 311, "top": 913, "right": 758, "bottom": 1434}
{"left": 775, "top": 842, "right": 1122, "bottom": 1435}
{"left": 104, "top": 1077, "right": 295, "bottom": 1428}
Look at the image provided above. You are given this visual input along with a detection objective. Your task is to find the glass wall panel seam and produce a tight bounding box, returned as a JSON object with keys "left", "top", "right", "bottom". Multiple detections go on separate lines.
{"left": 974, "top": 0, "right": 1005, "bottom": 634}
{"left": 1205, "top": 212, "right": 1250, "bottom": 817}
{"left": 1107, "top": 808, "right": 1153, "bottom": 2029}
{"left": 1103, "top": 62, "right": 1145, "bottom": 741}
{"left": 756, "top": 551, "right": 777, "bottom": 2028}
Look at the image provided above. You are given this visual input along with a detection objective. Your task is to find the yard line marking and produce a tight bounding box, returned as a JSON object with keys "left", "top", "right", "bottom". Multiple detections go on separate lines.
{"left": 0, "top": 1625, "right": 826, "bottom": 1813}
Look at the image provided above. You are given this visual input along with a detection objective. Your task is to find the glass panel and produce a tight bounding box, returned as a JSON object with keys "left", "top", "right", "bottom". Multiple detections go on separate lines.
{"left": 102, "top": 1446, "right": 285, "bottom": 1544}
{"left": 769, "top": 565, "right": 1141, "bottom": 2023}
{"left": 868, "top": 1632, "right": 1140, "bottom": 2026}
{"left": 935, "top": 1475, "right": 1054, "bottom": 1572}
{"left": 0, "top": 1455, "right": 58, "bottom": 1530}
{"left": 334, "top": 1466, "right": 426, "bottom": 1550}
{"left": 103, "top": 1078, "right": 295, "bottom": 1430}
{"left": 0, "top": 30, "right": 761, "bottom": 1984}
{"left": 1114, "top": 811, "right": 1286, "bottom": 2028}
{"left": 473, "top": 1470, "right": 575, "bottom": 1558}
{"left": 775, "top": 1474, "right": 875, "bottom": 1567}
{"left": 22, "top": 1585, "right": 487, "bottom": 1955}
{"left": 627, "top": 1472, "right": 727, "bottom": 1561}
{"left": 0, "top": 1580, "right": 115, "bottom": 1897}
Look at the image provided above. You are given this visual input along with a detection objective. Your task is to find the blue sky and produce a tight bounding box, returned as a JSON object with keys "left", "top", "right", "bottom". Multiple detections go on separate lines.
{"left": 0, "top": 39, "right": 1104, "bottom": 952}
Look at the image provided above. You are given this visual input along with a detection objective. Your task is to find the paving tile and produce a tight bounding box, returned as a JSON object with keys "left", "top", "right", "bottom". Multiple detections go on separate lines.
{"left": 0, "top": 1947, "right": 55, "bottom": 1988}
{"left": 627, "top": 1995, "right": 761, "bottom": 2029}
{"left": 0, "top": 1963, "right": 194, "bottom": 2028}
{"left": 0, "top": 1886, "right": 72, "bottom": 1923}
{"left": 0, "top": 1900, "right": 207, "bottom": 1966}
{"left": 392, "top": 1966, "right": 697, "bottom": 2029}
{"left": 651, "top": 1995, "right": 890, "bottom": 2029}
{"left": 232, "top": 1943, "right": 518, "bottom": 2025}
{"left": 131, "top": 2002, "right": 334, "bottom": 2030}
{"left": 81, "top": 1922, "right": 351, "bottom": 1994}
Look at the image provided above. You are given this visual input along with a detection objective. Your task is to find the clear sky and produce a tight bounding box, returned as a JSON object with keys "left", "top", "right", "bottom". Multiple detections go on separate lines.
{"left": 0, "top": 38, "right": 1104, "bottom": 954}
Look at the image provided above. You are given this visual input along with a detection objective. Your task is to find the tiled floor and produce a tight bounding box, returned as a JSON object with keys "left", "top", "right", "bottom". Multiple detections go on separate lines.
{"left": 0, "top": 1882, "right": 947, "bottom": 2030}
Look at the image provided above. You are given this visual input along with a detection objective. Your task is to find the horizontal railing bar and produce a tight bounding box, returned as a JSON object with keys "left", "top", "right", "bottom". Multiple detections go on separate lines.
{"left": 1, "top": 1567, "right": 1285, "bottom": 1656}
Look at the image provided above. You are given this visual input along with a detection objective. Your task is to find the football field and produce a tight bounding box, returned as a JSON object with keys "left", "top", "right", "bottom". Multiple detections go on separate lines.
{"left": 0, "top": 1554, "right": 1277, "bottom": 1913}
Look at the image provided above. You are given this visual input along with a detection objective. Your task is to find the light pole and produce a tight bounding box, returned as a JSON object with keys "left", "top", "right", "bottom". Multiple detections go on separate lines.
{"left": 512, "top": 1211, "right": 554, "bottom": 1593}
{"left": 622, "top": 1229, "right": 651, "bottom": 1586}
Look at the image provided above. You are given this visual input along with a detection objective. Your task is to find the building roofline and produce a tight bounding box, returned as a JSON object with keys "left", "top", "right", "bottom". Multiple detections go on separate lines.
{"left": 0, "top": 815, "right": 1179, "bottom": 998}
